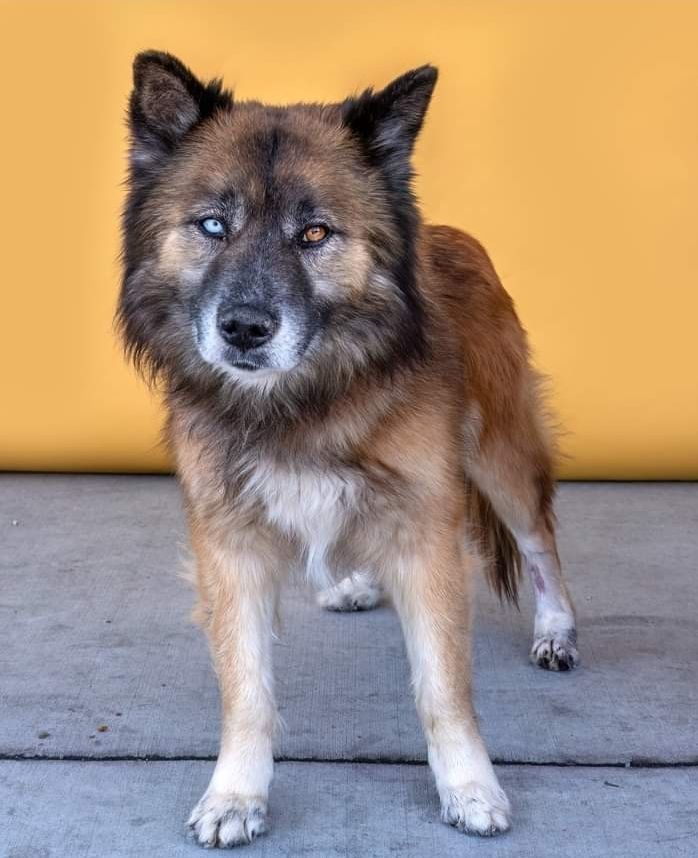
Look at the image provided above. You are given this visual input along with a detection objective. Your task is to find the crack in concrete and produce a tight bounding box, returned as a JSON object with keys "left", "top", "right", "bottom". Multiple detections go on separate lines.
{"left": 2, "top": 754, "right": 697, "bottom": 768}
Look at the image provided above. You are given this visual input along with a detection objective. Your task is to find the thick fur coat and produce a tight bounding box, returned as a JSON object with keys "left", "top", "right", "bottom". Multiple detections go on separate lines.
{"left": 119, "top": 52, "right": 578, "bottom": 848}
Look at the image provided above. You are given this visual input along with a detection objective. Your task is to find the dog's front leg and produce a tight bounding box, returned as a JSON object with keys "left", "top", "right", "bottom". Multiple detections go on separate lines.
{"left": 187, "top": 524, "right": 278, "bottom": 848}
{"left": 389, "top": 527, "right": 511, "bottom": 837}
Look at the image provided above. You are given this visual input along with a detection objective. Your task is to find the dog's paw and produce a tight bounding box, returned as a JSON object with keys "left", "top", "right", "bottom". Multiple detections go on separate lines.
{"left": 441, "top": 782, "right": 511, "bottom": 837}
{"left": 187, "top": 792, "right": 268, "bottom": 848}
{"left": 530, "top": 629, "right": 579, "bottom": 671}
{"left": 317, "top": 573, "right": 381, "bottom": 612}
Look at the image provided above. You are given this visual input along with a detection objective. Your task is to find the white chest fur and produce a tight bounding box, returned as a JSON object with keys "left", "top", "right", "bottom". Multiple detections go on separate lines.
{"left": 242, "top": 458, "right": 361, "bottom": 585}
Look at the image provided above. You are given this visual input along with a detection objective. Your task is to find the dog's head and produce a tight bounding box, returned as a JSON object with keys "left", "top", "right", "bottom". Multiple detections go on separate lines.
{"left": 119, "top": 52, "right": 437, "bottom": 396}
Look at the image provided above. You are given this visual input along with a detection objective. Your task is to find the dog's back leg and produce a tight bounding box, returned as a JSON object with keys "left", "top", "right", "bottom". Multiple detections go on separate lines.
{"left": 317, "top": 570, "right": 382, "bottom": 612}
{"left": 438, "top": 228, "right": 577, "bottom": 668}
{"left": 466, "top": 396, "right": 579, "bottom": 671}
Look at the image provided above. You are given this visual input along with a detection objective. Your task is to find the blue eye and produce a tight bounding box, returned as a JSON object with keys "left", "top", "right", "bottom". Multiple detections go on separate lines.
{"left": 199, "top": 217, "right": 226, "bottom": 237}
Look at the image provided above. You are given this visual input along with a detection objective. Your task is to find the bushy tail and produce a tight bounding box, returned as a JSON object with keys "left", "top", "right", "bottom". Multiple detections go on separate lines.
{"left": 466, "top": 482, "right": 522, "bottom": 605}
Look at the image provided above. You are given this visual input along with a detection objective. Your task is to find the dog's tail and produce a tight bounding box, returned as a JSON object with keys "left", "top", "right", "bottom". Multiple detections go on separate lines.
{"left": 465, "top": 482, "right": 522, "bottom": 605}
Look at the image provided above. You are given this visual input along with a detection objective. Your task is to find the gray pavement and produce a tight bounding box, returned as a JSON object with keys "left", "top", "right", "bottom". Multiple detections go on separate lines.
{"left": 1, "top": 476, "right": 697, "bottom": 856}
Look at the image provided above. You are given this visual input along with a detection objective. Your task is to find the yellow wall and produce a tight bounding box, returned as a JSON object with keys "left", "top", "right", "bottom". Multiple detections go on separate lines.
{"left": 1, "top": 0, "right": 697, "bottom": 478}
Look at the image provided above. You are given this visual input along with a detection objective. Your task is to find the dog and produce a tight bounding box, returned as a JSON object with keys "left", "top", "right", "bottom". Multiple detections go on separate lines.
{"left": 118, "top": 51, "right": 578, "bottom": 848}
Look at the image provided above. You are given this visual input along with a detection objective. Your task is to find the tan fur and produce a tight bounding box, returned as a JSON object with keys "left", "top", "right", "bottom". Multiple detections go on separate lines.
{"left": 122, "top": 55, "right": 578, "bottom": 845}
{"left": 175, "top": 224, "right": 575, "bottom": 842}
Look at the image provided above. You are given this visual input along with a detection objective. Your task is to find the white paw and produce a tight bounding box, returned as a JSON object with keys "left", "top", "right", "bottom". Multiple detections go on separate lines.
{"left": 530, "top": 628, "right": 579, "bottom": 671}
{"left": 317, "top": 572, "right": 381, "bottom": 612}
{"left": 187, "top": 792, "right": 267, "bottom": 848}
{"left": 441, "top": 782, "right": 511, "bottom": 837}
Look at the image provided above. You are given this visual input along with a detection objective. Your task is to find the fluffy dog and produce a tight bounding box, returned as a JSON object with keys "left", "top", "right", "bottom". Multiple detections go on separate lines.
{"left": 118, "top": 51, "right": 578, "bottom": 847}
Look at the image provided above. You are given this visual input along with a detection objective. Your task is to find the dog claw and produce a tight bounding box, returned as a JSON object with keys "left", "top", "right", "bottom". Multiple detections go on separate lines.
{"left": 530, "top": 631, "right": 579, "bottom": 671}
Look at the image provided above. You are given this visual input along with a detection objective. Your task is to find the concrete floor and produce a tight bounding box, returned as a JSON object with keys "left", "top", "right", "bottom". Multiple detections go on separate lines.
{"left": 1, "top": 476, "right": 697, "bottom": 857}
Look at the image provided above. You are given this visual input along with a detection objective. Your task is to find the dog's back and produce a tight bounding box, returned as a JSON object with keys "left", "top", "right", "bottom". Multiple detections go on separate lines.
{"left": 417, "top": 225, "right": 555, "bottom": 601}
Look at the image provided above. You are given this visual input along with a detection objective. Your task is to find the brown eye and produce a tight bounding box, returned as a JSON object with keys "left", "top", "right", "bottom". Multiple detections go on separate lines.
{"left": 301, "top": 224, "right": 329, "bottom": 244}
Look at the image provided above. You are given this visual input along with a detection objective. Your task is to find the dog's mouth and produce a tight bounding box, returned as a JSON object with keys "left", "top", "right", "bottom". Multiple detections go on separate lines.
{"left": 230, "top": 359, "right": 261, "bottom": 371}
{"left": 194, "top": 303, "right": 314, "bottom": 380}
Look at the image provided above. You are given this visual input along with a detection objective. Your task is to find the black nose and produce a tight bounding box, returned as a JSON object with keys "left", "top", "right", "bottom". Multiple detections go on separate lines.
{"left": 217, "top": 304, "right": 278, "bottom": 351}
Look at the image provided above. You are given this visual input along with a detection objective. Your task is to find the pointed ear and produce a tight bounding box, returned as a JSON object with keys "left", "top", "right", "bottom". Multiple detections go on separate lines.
{"left": 128, "top": 51, "right": 232, "bottom": 171}
{"left": 341, "top": 65, "right": 438, "bottom": 179}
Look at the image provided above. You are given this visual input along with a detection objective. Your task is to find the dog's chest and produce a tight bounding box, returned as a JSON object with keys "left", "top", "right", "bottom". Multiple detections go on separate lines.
{"left": 243, "top": 459, "right": 362, "bottom": 582}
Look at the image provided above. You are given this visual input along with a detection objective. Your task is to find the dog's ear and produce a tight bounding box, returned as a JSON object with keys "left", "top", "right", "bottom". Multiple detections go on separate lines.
{"left": 128, "top": 51, "right": 231, "bottom": 173}
{"left": 341, "top": 65, "right": 438, "bottom": 181}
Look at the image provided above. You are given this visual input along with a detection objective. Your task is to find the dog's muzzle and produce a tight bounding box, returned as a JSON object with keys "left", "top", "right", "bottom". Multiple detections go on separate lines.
{"left": 217, "top": 304, "right": 279, "bottom": 353}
